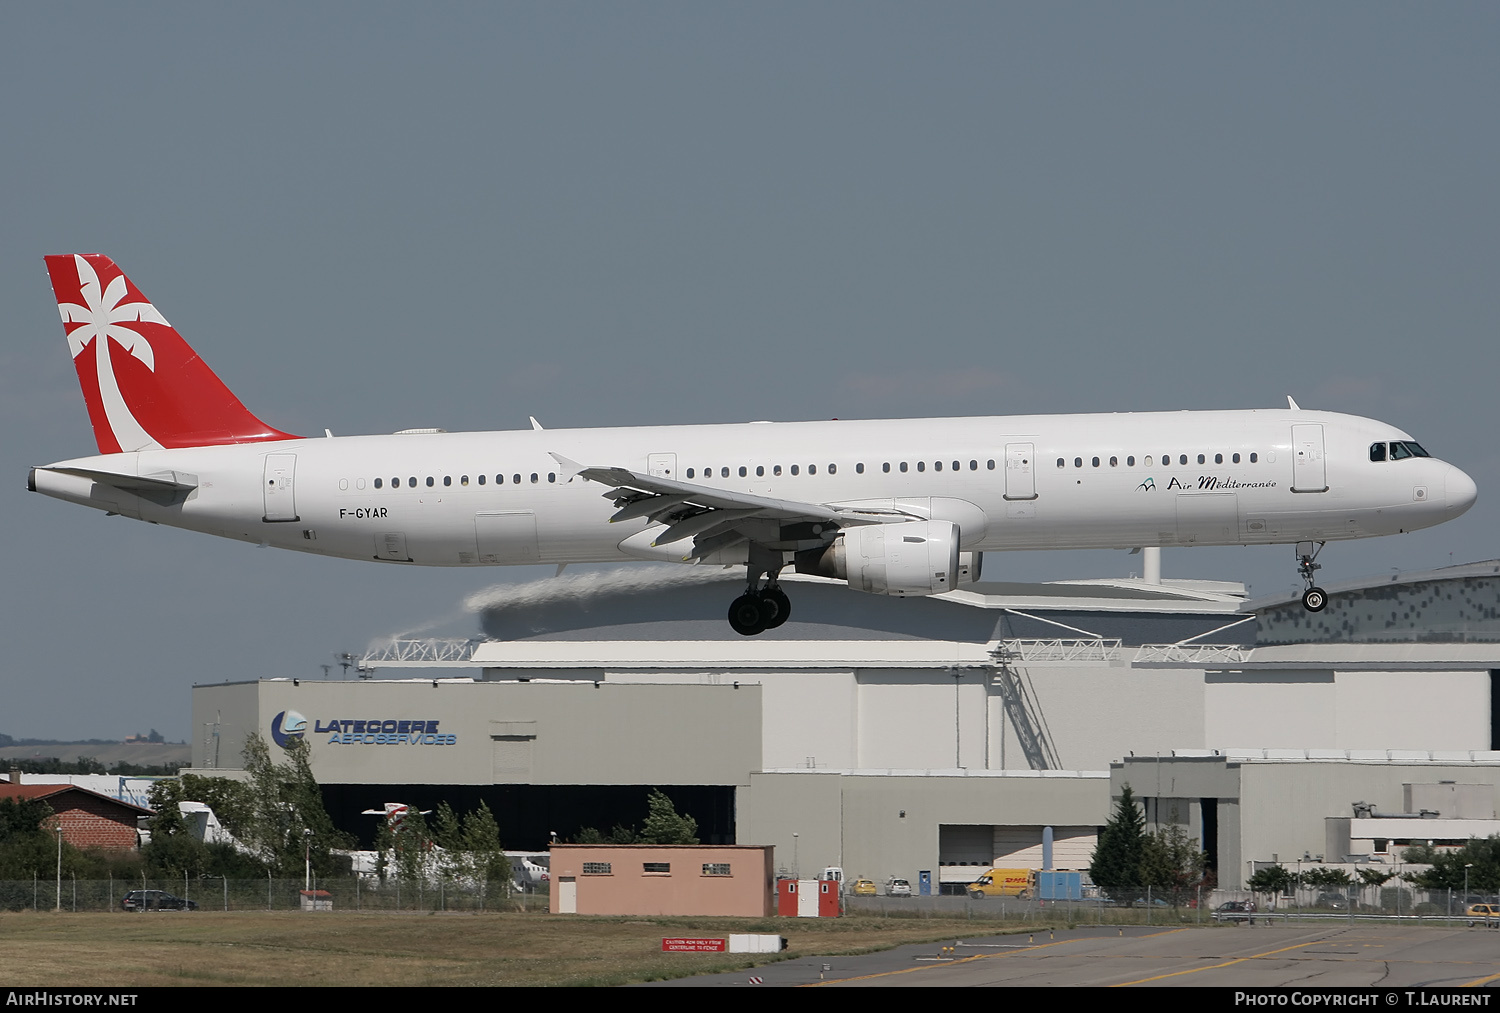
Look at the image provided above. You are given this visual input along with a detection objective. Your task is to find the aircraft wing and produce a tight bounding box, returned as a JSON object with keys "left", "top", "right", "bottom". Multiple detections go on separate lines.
{"left": 551, "top": 454, "right": 906, "bottom": 561}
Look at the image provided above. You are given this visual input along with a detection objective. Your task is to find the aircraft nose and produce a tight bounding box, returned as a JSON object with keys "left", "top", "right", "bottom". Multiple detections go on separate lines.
{"left": 1445, "top": 465, "right": 1478, "bottom": 518}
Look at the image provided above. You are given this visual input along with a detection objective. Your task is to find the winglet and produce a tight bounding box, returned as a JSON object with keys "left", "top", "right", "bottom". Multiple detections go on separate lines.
{"left": 548, "top": 452, "right": 585, "bottom": 480}
{"left": 530, "top": 416, "right": 544, "bottom": 431}
{"left": 1286, "top": 395, "right": 1300, "bottom": 410}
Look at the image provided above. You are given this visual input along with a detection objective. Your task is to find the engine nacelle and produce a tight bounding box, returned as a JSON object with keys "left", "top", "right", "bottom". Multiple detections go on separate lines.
{"left": 795, "top": 520, "right": 961, "bottom": 596}
{"left": 958, "top": 551, "right": 982, "bottom": 584}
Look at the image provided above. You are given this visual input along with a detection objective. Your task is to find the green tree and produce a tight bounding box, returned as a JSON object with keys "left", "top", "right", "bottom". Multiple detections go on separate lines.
{"left": 639, "top": 789, "right": 698, "bottom": 845}
{"left": 1139, "top": 822, "right": 1208, "bottom": 905}
{"left": 1090, "top": 784, "right": 1147, "bottom": 905}
{"left": 1403, "top": 836, "right": 1500, "bottom": 892}
{"left": 462, "top": 802, "right": 511, "bottom": 898}
{"left": 1356, "top": 868, "right": 1396, "bottom": 888}
{"left": 1300, "top": 867, "right": 1353, "bottom": 889}
{"left": 1248, "top": 864, "right": 1296, "bottom": 897}
{"left": 236, "top": 733, "right": 353, "bottom": 877}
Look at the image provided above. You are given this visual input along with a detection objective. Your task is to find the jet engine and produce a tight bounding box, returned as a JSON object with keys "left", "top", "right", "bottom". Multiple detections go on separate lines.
{"left": 794, "top": 520, "right": 961, "bottom": 596}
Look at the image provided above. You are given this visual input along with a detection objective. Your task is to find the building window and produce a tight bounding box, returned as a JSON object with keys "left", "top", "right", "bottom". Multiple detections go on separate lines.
{"left": 582, "top": 862, "right": 612, "bottom": 875}
{"left": 643, "top": 862, "right": 671, "bottom": 874}
{"left": 702, "top": 863, "right": 731, "bottom": 876}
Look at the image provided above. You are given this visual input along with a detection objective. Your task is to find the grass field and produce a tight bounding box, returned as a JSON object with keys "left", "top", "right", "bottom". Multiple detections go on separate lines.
{"left": 0, "top": 909, "right": 1063, "bottom": 987}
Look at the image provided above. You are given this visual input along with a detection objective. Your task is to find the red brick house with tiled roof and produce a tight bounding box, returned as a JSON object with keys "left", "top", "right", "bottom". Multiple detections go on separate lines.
{"left": 0, "top": 783, "right": 153, "bottom": 850}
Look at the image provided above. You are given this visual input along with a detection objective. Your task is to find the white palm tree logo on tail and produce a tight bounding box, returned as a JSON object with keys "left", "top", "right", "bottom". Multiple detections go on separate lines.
{"left": 57, "top": 254, "right": 166, "bottom": 452}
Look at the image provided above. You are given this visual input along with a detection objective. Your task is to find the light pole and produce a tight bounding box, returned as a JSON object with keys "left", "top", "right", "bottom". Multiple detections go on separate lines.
{"left": 55, "top": 824, "right": 62, "bottom": 912}
{"left": 304, "top": 827, "right": 313, "bottom": 892}
{"left": 792, "top": 833, "right": 800, "bottom": 880}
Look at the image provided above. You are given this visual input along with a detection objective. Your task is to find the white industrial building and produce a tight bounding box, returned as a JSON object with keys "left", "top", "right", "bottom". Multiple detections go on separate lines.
{"left": 189, "top": 562, "right": 1500, "bottom": 891}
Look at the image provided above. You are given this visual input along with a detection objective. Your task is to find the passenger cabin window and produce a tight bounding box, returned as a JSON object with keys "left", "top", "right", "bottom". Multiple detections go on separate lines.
{"left": 1179, "top": 455, "right": 1188, "bottom": 465}
{"left": 1232, "top": 453, "right": 1240, "bottom": 464}
{"left": 374, "top": 478, "right": 383, "bottom": 489}
{"left": 1056, "top": 458, "right": 1065, "bottom": 468}
{"left": 1248, "top": 454, "right": 1257, "bottom": 464}
{"left": 856, "top": 463, "right": 865, "bottom": 474}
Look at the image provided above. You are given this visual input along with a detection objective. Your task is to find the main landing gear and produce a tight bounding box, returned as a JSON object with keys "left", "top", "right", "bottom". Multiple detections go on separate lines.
{"left": 728, "top": 553, "right": 792, "bottom": 636}
{"left": 1298, "top": 541, "right": 1328, "bottom": 612}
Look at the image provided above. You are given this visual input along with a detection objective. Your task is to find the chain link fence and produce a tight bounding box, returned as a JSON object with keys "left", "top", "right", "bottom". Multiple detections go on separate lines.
{"left": 0, "top": 876, "right": 549, "bottom": 914}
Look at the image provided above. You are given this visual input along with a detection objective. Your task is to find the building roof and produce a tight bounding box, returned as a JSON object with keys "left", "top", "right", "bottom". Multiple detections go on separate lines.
{"left": 0, "top": 783, "right": 154, "bottom": 815}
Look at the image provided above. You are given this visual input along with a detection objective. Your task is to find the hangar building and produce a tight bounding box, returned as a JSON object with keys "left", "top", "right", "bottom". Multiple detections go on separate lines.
{"left": 189, "top": 562, "right": 1500, "bottom": 891}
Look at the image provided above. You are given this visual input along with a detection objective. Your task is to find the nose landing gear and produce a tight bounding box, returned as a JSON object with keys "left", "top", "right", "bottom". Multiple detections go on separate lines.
{"left": 1298, "top": 541, "right": 1327, "bottom": 612}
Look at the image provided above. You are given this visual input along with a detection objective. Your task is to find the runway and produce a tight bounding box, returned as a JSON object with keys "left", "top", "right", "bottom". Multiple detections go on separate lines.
{"left": 647, "top": 923, "right": 1500, "bottom": 988}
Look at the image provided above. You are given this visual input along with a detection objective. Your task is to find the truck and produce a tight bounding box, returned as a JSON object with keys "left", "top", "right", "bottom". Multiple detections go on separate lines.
{"left": 967, "top": 868, "right": 1036, "bottom": 899}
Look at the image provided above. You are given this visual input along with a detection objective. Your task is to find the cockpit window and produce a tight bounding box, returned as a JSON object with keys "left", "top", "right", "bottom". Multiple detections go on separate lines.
{"left": 1375, "top": 441, "right": 1431, "bottom": 462}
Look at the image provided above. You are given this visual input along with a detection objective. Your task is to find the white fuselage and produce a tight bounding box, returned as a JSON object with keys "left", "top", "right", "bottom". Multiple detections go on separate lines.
{"left": 31, "top": 408, "right": 1476, "bottom": 569}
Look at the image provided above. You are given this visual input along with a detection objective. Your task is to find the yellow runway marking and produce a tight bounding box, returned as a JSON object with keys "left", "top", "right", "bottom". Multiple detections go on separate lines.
{"left": 804, "top": 929, "right": 1188, "bottom": 986}
{"left": 1109, "top": 938, "right": 1336, "bottom": 987}
{"left": 1461, "top": 971, "right": 1500, "bottom": 987}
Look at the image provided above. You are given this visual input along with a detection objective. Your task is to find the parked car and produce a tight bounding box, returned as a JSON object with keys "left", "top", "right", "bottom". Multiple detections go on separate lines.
{"left": 121, "top": 890, "right": 198, "bottom": 912}
{"left": 1466, "top": 903, "right": 1500, "bottom": 928}
{"left": 1213, "top": 900, "right": 1255, "bottom": 924}
{"left": 1314, "top": 892, "right": 1357, "bottom": 911}
{"left": 885, "top": 878, "right": 912, "bottom": 897}
{"left": 851, "top": 879, "right": 877, "bottom": 896}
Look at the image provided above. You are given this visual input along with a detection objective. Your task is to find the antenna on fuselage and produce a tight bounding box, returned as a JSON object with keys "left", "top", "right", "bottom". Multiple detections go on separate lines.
{"left": 1286, "top": 395, "right": 1301, "bottom": 410}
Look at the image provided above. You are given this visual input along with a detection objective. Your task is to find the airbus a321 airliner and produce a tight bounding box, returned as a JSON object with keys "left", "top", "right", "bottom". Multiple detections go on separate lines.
{"left": 29, "top": 255, "right": 1478, "bottom": 635}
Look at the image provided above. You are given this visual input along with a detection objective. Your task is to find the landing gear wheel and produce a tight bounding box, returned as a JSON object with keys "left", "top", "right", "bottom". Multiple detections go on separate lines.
{"left": 759, "top": 586, "right": 791, "bottom": 629}
{"left": 728, "top": 594, "right": 767, "bottom": 636}
{"left": 1302, "top": 586, "right": 1328, "bottom": 612}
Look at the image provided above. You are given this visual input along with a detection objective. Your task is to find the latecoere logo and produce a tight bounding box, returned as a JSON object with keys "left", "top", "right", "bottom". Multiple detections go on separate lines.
{"left": 270, "top": 710, "right": 308, "bottom": 748}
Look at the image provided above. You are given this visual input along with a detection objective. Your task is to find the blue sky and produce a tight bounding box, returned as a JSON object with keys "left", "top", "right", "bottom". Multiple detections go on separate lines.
{"left": 2, "top": 3, "right": 1495, "bottom": 739}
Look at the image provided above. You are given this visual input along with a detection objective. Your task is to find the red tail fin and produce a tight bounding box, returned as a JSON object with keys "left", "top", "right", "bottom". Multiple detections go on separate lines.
{"left": 44, "top": 254, "right": 298, "bottom": 453}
